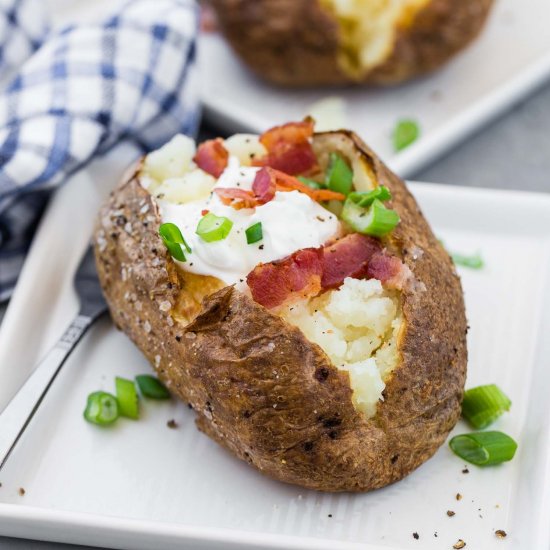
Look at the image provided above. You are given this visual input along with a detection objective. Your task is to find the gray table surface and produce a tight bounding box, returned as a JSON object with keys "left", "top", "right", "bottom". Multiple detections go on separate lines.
{"left": 1, "top": 80, "right": 550, "bottom": 549}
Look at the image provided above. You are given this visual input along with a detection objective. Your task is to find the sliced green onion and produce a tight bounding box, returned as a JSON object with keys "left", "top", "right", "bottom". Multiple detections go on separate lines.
{"left": 136, "top": 375, "right": 170, "bottom": 399}
{"left": 159, "top": 222, "right": 191, "bottom": 262}
{"left": 196, "top": 212, "right": 233, "bottom": 243}
{"left": 452, "top": 252, "right": 484, "bottom": 269}
{"left": 348, "top": 186, "right": 392, "bottom": 208}
{"left": 392, "top": 119, "right": 420, "bottom": 152}
{"left": 245, "top": 222, "right": 263, "bottom": 244}
{"left": 462, "top": 384, "right": 511, "bottom": 429}
{"left": 297, "top": 176, "right": 323, "bottom": 190}
{"left": 342, "top": 198, "right": 400, "bottom": 237}
{"left": 115, "top": 377, "right": 139, "bottom": 420}
{"left": 326, "top": 152, "right": 353, "bottom": 196}
{"left": 449, "top": 431, "right": 517, "bottom": 466}
{"left": 83, "top": 391, "right": 119, "bottom": 426}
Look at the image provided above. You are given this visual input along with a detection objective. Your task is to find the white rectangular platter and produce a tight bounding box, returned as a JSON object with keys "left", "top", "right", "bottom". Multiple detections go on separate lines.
{"left": 1, "top": 170, "right": 550, "bottom": 550}
{"left": 199, "top": 0, "right": 550, "bottom": 177}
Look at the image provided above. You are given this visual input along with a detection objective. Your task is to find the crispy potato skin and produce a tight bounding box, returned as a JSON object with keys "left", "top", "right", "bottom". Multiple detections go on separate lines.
{"left": 94, "top": 132, "right": 467, "bottom": 491}
{"left": 208, "top": 0, "right": 494, "bottom": 86}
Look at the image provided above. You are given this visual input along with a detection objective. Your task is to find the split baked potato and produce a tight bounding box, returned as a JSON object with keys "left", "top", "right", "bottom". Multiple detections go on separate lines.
{"left": 94, "top": 121, "right": 467, "bottom": 492}
{"left": 207, "top": 0, "right": 494, "bottom": 86}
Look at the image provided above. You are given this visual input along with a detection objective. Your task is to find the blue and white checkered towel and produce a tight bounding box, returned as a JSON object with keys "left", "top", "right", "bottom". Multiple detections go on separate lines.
{"left": 0, "top": 0, "right": 200, "bottom": 301}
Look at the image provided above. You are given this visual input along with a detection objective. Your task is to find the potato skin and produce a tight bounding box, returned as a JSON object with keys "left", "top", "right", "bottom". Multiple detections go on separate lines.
{"left": 208, "top": 0, "right": 494, "bottom": 86}
{"left": 94, "top": 131, "right": 467, "bottom": 491}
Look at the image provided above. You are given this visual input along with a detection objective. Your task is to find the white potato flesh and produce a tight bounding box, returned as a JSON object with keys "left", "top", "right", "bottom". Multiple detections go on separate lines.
{"left": 280, "top": 277, "right": 402, "bottom": 418}
{"left": 153, "top": 170, "right": 215, "bottom": 204}
{"left": 223, "top": 134, "right": 267, "bottom": 166}
{"left": 143, "top": 134, "right": 197, "bottom": 183}
{"left": 320, "top": 0, "right": 430, "bottom": 75}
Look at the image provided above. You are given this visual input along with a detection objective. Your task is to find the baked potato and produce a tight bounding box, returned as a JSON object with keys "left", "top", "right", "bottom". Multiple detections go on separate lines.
{"left": 207, "top": 0, "right": 494, "bottom": 86}
{"left": 94, "top": 120, "right": 467, "bottom": 492}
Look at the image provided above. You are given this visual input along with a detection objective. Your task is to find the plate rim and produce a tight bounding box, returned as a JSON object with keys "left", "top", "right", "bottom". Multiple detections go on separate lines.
{"left": 2, "top": 180, "right": 550, "bottom": 550}
{"left": 0, "top": 503, "right": 392, "bottom": 550}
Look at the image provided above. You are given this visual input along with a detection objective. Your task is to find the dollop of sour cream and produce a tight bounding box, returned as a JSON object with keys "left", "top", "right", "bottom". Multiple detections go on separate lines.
{"left": 157, "top": 156, "right": 341, "bottom": 285}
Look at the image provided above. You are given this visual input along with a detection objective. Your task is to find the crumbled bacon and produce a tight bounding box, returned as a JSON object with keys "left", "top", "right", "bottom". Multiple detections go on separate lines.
{"left": 321, "top": 233, "right": 381, "bottom": 289}
{"left": 366, "top": 252, "right": 411, "bottom": 289}
{"left": 252, "top": 167, "right": 276, "bottom": 204}
{"left": 247, "top": 233, "right": 409, "bottom": 309}
{"left": 214, "top": 188, "right": 258, "bottom": 209}
{"left": 256, "top": 120, "right": 318, "bottom": 175}
{"left": 194, "top": 138, "right": 228, "bottom": 178}
{"left": 271, "top": 168, "right": 345, "bottom": 202}
{"left": 220, "top": 166, "right": 344, "bottom": 212}
{"left": 247, "top": 248, "right": 323, "bottom": 310}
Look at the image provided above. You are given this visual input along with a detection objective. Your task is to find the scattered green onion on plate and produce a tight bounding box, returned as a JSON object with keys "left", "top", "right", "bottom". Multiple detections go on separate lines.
{"left": 196, "top": 212, "right": 233, "bottom": 243}
{"left": 326, "top": 152, "right": 353, "bottom": 196}
{"left": 159, "top": 222, "right": 191, "bottom": 262}
{"left": 115, "top": 377, "right": 139, "bottom": 420}
{"left": 245, "top": 222, "right": 263, "bottom": 244}
{"left": 83, "top": 391, "right": 119, "bottom": 426}
{"left": 462, "top": 384, "right": 511, "bottom": 429}
{"left": 452, "top": 252, "right": 484, "bottom": 269}
{"left": 136, "top": 375, "right": 170, "bottom": 400}
{"left": 392, "top": 119, "right": 420, "bottom": 152}
{"left": 449, "top": 431, "right": 517, "bottom": 466}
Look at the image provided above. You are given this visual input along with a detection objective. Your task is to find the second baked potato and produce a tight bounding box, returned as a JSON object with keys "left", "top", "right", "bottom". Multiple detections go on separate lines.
{"left": 208, "top": 0, "right": 495, "bottom": 86}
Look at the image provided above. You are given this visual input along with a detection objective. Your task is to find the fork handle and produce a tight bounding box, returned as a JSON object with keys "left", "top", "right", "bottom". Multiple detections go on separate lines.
{"left": 0, "top": 314, "right": 92, "bottom": 470}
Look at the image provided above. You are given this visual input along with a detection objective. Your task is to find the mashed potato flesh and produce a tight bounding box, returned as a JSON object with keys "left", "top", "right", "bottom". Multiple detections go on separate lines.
{"left": 281, "top": 277, "right": 402, "bottom": 417}
{"left": 320, "top": 0, "right": 430, "bottom": 76}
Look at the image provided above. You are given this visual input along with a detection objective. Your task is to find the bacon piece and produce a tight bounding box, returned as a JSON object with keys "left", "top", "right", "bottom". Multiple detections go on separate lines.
{"left": 194, "top": 138, "right": 228, "bottom": 178}
{"left": 247, "top": 248, "right": 323, "bottom": 309}
{"left": 246, "top": 233, "right": 409, "bottom": 309}
{"left": 310, "top": 189, "right": 346, "bottom": 202}
{"left": 214, "top": 188, "right": 258, "bottom": 210}
{"left": 271, "top": 168, "right": 345, "bottom": 202}
{"left": 366, "top": 252, "right": 410, "bottom": 290}
{"left": 257, "top": 120, "right": 318, "bottom": 175}
{"left": 252, "top": 167, "right": 276, "bottom": 204}
{"left": 321, "top": 234, "right": 382, "bottom": 289}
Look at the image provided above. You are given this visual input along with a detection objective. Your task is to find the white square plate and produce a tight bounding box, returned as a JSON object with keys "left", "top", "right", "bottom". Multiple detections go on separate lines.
{"left": 1, "top": 162, "right": 550, "bottom": 549}
{"left": 199, "top": 0, "right": 550, "bottom": 177}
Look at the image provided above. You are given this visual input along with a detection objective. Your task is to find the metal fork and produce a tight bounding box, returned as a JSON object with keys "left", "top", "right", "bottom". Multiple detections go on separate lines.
{"left": 0, "top": 246, "right": 107, "bottom": 470}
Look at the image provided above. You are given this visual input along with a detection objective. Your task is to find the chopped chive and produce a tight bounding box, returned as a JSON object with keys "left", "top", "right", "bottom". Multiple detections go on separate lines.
{"left": 326, "top": 152, "right": 353, "bottom": 196}
{"left": 196, "top": 212, "right": 233, "bottom": 243}
{"left": 115, "top": 377, "right": 139, "bottom": 420}
{"left": 136, "top": 374, "right": 170, "bottom": 399}
{"left": 452, "top": 252, "right": 484, "bottom": 269}
{"left": 83, "top": 391, "right": 119, "bottom": 426}
{"left": 348, "top": 186, "right": 392, "bottom": 208}
{"left": 159, "top": 222, "right": 191, "bottom": 262}
{"left": 449, "top": 431, "right": 517, "bottom": 466}
{"left": 245, "top": 222, "right": 263, "bottom": 244}
{"left": 297, "top": 176, "right": 323, "bottom": 190}
{"left": 392, "top": 119, "right": 420, "bottom": 152}
{"left": 342, "top": 198, "right": 400, "bottom": 237}
{"left": 462, "top": 384, "right": 511, "bottom": 429}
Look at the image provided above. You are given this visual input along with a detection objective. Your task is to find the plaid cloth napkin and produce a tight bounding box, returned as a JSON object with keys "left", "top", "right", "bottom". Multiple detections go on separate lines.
{"left": 0, "top": 0, "right": 200, "bottom": 301}
{"left": 0, "top": 0, "right": 48, "bottom": 81}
